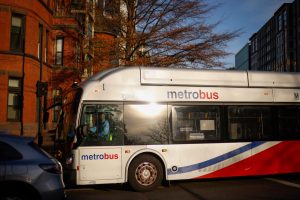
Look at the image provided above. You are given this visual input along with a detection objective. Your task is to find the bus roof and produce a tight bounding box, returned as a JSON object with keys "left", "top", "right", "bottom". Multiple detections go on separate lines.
{"left": 83, "top": 66, "right": 300, "bottom": 88}
{"left": 141, "top": 67, "right": 300, "bottom": 88}
{"left": 77, "top": 67, "right": 300, "bottom": 103}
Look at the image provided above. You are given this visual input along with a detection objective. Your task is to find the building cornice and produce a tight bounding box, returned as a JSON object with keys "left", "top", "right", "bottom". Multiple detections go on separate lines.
{"left": 0, "top": 51, "right": 52, "bottom": 68}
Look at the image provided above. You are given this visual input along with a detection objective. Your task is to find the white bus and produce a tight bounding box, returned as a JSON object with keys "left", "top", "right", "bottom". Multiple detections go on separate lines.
{"left": 60, "top": 67, "right": 300, "bottom": 191}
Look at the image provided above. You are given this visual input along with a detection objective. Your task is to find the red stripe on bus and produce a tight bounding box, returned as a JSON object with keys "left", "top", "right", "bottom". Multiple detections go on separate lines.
{"left": 197, "top": 141, "right": 300, "bottom": 179}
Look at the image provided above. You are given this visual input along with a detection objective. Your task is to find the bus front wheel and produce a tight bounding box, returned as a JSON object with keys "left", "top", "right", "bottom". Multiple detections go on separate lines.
{"left": 128, "top": 154, "right": 163, "bottom": 192}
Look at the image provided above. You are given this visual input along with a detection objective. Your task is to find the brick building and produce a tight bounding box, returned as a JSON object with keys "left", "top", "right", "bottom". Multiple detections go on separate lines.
{"left": 0, "top": 0, "right": 54, "bottom": 137}
{"left": 0, "top": 0, "right": 117, "bottom": 142}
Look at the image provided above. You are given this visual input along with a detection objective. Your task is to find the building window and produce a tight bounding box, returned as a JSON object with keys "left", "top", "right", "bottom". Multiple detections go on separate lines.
{"left": 54, "top": 0, "right": 66, "bottom": 16}
{"left": 283, "top": 10, "right": 287, "bottom": 27}
{"left": 278, "top": 14, "right": 283, "bottom": 31}
{"left": 7, "top": 78, "right": 21, "bottom": 121}
{"left": 53, "top": 88, "right": 62, "bottom": 122}
{"left": 55, "top": 37, "right": 64, "bottom": 65}
{"left": 97, "top": 0, "right": 118, "bottom": 16}
{"left": 45, "top": 30, "right": 49, "bottom": 63}
{"left": 87, "top": 16, "right": 93, "bottom": 37}
{"left": 10, "top": 14, "right": 25, "bottom": 52}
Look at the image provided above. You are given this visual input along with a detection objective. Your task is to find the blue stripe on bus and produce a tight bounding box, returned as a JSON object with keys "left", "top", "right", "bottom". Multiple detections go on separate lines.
{"left": 167, "top": 141, "right": 266, "bottom": 175}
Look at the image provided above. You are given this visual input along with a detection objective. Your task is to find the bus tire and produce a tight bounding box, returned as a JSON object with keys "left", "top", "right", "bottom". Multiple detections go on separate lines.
{"left": 128, "top": 154, "right": 163, "bottom": 192}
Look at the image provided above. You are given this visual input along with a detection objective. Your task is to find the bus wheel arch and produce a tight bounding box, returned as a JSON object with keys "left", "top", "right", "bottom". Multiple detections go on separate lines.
{"left": 127, "top": 153, "right": 165, "bottom": 192}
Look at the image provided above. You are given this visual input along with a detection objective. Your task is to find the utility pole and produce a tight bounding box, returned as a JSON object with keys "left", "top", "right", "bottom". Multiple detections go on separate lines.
{"left": 37, "top": 24, "right": 43, "bottom": 146}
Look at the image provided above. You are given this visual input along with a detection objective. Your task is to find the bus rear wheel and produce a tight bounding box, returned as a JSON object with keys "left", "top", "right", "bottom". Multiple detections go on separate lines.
{"left": 128, "top": 154, "right": 163, "bottom": 192}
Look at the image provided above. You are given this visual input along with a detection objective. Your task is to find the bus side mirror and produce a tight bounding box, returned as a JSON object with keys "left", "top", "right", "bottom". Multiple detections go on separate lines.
{"left": 43, "top": 111, "right": 49, "bottom": 124}
{"left": 82, "top": 125, "right": 88, "bottom": 136}
{"left": 76, "top": 125, "right": 88, "bottom": 138}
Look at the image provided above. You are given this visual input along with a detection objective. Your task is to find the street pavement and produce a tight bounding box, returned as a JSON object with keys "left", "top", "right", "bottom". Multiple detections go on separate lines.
{"left": 66, "top": 174, "right": 300, "bottom": 200}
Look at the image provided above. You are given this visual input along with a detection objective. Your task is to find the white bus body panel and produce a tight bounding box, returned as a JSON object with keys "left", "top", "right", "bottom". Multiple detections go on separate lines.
{"left": 141, "top": 68, "right": 249, "bottom": 87}
{"left": 75, "top": 145, "right": 160, "bottom": 185}
{"left": 248, "top": 71, "right": 300, "bottom": 88}
{"left": 273, "top": 89, "right": 300, "bottom": 102}
{"left": 85, "top": 85, "right": 274, "bottom": 102}
{"left": 148, "top": 143, "right": 252, "bottom": 180}
{"left": 76, "top": 147, "right": 122, "bottom": 184}
{"left": 74, "top": 142, "right": 281, "bottom": 184}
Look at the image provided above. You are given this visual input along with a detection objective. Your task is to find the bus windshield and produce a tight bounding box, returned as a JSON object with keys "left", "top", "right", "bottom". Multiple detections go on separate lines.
{"left": 78, "top": 104, "right": 125, "bottom": 146}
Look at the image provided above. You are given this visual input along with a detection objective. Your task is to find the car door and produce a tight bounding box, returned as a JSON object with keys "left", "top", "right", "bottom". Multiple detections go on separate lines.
{"left": 0, "top": 150, "right": 5, "bottom": 181}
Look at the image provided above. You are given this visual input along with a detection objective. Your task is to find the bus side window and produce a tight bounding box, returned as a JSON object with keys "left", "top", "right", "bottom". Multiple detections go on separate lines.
{"left": 123, "top": 104, "right": 169, "bottom": 145}
{"left": 278, "top": 106, "right": 300, "bottom": 139}
{"left": 172, "top": 105, "right": 220, "bottom": 142}
{"left": 228, "top": 106, "right": 273, "bottom": 140}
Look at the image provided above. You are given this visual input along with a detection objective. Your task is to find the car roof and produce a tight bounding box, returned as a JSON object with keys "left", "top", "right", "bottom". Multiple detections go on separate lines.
{"left": 0, "top": 133, "right": 34, "bottom": 144}
{"left": 0, "top": 133, "right": 54, "bottom": 161}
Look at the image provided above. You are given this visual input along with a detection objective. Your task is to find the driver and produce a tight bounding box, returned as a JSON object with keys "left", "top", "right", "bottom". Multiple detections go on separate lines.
{"left": 90, "top": 112, "right": 110, "bottom": 140}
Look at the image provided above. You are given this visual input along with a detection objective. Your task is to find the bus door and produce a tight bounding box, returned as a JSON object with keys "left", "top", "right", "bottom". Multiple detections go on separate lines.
{"left": 76, "top": 103, "right": 125, "bottom": 183}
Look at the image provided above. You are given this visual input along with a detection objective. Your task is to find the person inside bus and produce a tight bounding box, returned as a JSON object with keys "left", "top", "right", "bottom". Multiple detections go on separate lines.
{"left": 90, "top": 112, "right": 110, "bottom": 141}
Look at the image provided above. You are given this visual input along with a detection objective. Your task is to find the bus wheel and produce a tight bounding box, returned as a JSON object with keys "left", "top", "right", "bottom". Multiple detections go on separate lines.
{"left": 128, "top": 154, "right": 163, "bottom": 192}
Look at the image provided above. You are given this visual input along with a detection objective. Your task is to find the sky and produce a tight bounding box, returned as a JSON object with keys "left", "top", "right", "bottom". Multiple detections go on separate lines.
{"left": 206, "top": 0, "right": 294, "bottom": 68}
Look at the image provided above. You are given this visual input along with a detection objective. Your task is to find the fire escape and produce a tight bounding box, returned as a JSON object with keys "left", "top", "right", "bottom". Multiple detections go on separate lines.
{"left": 70, "top": 0, "right": 96, "bottom": 79}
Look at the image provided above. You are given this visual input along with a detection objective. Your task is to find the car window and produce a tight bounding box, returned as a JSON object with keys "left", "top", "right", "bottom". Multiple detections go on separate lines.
{"left": 29, "top": 142, "right": 53, "bottom": 159}
{"left": 0, "top": 141, "right": 22, "bottom": 160}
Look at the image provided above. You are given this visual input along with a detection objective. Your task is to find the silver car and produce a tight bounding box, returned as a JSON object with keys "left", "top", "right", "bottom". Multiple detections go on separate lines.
{"left": 0, "top": 133, "right": 65, "bottom": 200}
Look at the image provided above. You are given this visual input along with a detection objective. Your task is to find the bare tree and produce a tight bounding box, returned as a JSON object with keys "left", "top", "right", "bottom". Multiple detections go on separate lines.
{"left": 96, "top": 0, "right": 239, "bottom": 68}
